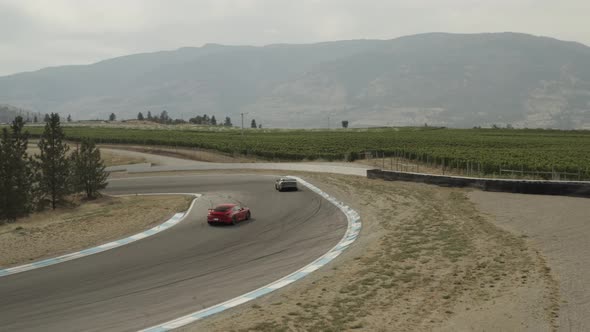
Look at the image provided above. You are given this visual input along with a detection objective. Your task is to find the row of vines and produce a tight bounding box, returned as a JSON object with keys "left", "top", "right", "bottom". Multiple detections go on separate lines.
{"left": 25, "top": 126, "right": 590, "bottom": 180}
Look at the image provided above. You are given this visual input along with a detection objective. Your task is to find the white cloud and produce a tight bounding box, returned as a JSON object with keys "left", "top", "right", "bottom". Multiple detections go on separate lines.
{"left": 0, "top": 0, "right": 589, "bottom": 75}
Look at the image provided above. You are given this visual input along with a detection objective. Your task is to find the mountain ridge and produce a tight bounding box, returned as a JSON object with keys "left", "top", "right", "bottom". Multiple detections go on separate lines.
{"left": 1, "top": 32, "right": 589, "bottom": 129}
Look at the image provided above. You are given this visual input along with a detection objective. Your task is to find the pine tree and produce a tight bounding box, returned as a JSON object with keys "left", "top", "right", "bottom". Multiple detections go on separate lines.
{"left": 44, "top": 114, "right": 50, "bottom": 122}
{"left": 37, "top": 113, "right": 70, "bottom": 210}
{"left": 211, "top": 115, "right": 217, "bottom": 125}
{"left": 71, "top": 139, "right": 108, "bottom": 199}
{"left": 159, "top": 110, "right": 169, "bottom": 123}
{"left": 0, "top": 128, "right": 9, "bottom": 221}
{"left": 109, "top": 113, "right": 116, "bottom": 121}
{"left": 224, "top": 116, "right": 232, "bottom": 127}
{"left": 0, "top": 116, "right": 35, "bottom": 221}
{"left": 190, "top": 115, "right": 204, "bottom": 124}
{"left": 251, "top": 119, "right": 257, "bottom": 128}
{"left": 147, "top": 111, "right": 152, "bottom": 120}
{"left": 137, "top": 112, "right": 144, "bottom": 121}
{"left": 33, "top": 115, "right": 38, "bottom": 123}
{"left": 67, "top": 114, "right": 72, "bottom": 122}
{"left": 10, "top": 117, "right": 35, "bottom": 217}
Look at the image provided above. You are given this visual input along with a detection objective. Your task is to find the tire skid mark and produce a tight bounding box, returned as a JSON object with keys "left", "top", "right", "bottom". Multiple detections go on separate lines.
{"left": 140, "top": 176, "right": 361, "bottom": 332}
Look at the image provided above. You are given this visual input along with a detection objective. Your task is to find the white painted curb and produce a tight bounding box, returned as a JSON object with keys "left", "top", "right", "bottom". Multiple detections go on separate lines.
{"left": 140, "top": 176, "right": 361, "bottom": 332}
{"left": 0, "top": 193, "right": 201, "bottom": 278}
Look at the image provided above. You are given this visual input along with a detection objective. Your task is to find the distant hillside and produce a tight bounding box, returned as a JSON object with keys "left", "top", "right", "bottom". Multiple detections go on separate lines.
{"left": 1, "top": 33, "right": 589, "bottom": 129}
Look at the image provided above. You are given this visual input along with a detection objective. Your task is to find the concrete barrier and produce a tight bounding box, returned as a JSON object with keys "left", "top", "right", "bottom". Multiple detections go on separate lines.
{"left": 367, "top": 169, "right": 590, "bottom": 198}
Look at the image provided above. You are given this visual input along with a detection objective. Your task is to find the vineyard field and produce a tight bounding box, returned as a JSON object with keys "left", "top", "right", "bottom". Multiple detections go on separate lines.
{"left": 23, "top": 125, "right": 590, "bottom": 180}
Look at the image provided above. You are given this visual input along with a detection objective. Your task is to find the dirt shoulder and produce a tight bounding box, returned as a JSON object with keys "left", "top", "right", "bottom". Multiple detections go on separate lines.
{"left": 99, "top": 144, "right": 257, "bottom": 163}
{"left": 0, "top": 195, "right": 192, "bottom": 268}
{"left": 100, "top": 149, "right": 147, "bottom": 167}
{"left": 469, "top": 191, "right": 590, "bottom": 331}
{"left": 27, "top": 142, "right": 147, "bottom": 167}
{"left": 176, "top": 172, "right": 556, "bottom": 332}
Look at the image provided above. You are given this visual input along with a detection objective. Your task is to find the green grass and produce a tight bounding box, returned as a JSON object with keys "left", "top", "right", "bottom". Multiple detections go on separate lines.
{"left": 23, "top": 125, "right": 590, "bottom": 179}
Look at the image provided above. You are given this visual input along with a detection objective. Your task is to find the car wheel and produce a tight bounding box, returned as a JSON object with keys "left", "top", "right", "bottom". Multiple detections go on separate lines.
{"left": 246, "top": 212, "right": 251, "bottom": 220}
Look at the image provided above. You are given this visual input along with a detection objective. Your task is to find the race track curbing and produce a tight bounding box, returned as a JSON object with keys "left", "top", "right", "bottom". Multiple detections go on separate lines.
{"left": 140, "top": 176, "right": 362, "bottom": 332}
{"left": 0, "top": 193, "right": 201, "bottom": 278}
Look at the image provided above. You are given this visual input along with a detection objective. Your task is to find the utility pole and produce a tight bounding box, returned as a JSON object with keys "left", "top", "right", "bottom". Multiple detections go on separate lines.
{"left": 241, "top": 112, "right": 248, "bottom": 135}
{"left": 327, "top": 111, "right": 337, "bottom": 129}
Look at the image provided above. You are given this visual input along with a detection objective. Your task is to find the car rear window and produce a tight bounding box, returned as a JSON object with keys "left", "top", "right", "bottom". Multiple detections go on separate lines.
{"left": 214, "top": 206, "right": 232, "bottom": 212}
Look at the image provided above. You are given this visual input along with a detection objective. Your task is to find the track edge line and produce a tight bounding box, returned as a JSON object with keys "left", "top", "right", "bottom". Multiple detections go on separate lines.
{"left": 139, "top": 176, "right": 361, "bottom": 332}
{"left": 0, "top": 193, "right": 201, "bottom": 278}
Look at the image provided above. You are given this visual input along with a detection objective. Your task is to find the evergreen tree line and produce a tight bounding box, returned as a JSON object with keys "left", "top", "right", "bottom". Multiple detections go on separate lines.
{"left": 250, "top": 119, "right": 262, "bottom": 129}
{"left": 0, "top": 114, "right": 108, "bottom": 223}
{"left": 186, "top": 113, "right": 233, "bottom": 127}
{"left": 1, "top": 111, "right": 71, "bottom": 124}
{"left": 136, "top": 110, "right": 187, "bottom": 124}
{"left": 189, "top": 114, "right": 218, "bottom": 125}
{"left": 136, "top": 111, "right": 234, "bottom": 127}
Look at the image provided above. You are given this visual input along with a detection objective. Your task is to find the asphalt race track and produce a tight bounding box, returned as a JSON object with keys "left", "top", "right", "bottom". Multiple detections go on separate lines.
{"left": 0, "top": 174, "right": 347, "bottom": 331}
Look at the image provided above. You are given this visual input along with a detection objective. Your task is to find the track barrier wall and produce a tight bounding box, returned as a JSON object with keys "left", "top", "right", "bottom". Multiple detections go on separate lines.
{"left": 367, "top": 169, "right": 590, "bottom": 198}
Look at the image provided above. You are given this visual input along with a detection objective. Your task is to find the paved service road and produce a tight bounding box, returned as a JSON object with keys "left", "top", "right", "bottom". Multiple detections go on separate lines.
{"left": 0, "top": 174, "right": 347, "bottom": 331}
{"left": 101, "top": 147, "right": 373, "bottom": 176}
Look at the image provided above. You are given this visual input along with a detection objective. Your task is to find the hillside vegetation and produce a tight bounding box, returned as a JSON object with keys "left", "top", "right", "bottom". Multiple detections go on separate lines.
{"left": 2, "top": 33, "right": 590, "bottom": 129}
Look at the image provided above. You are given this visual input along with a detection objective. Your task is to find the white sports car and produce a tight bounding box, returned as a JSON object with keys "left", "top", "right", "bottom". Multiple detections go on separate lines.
{"left": 275, "top": 177, "right": 298, "bottom": 191}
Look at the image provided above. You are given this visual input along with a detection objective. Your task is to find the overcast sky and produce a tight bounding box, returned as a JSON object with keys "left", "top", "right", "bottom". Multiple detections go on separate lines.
{"left": 1, "top": 0, "right": 589, "bottom": 76}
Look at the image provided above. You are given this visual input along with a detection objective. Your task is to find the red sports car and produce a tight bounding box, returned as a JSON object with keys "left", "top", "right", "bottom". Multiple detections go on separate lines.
{"left": 207, "top": 204, "right": 251, "bottom": 225}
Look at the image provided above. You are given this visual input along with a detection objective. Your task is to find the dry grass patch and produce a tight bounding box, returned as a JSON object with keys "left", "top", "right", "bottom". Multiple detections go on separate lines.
{"left": 26, "top": 142, "right": 146, "bottom": 167}
{"left": 0, "top": 195, "right": 192, "bottom": 268}
{"left": 100, "top": 149, "right": 146, "bottom": 166}
{"left": 183, "top": 173, "right": 557, "bottom": 332}
{"left": 99, "top": 144, "right": 257, "bottom": 163}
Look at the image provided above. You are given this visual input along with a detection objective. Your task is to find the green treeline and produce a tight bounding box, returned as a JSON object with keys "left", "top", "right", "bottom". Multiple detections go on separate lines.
{"left": 0, "top": 115, "right": 108, "bottom": 223}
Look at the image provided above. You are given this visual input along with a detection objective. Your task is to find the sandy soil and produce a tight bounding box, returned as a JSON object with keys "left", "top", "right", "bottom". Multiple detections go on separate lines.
{"left": 99, "top": 149, "right": 146, "bottom": 167}
{"left": 177, "top": 172, "right": 557, "bottom": 332}
{"left": 99, "top": 144, "right": 257, "bottom": 163}
{"left": 469, "top": 191, "right": 590, "bottom": 331}
{"left": 0, "top": 195, "right": 191, "bottom": 268}
{"left": 26, "top": 142, "right": 146, "bottom": 167}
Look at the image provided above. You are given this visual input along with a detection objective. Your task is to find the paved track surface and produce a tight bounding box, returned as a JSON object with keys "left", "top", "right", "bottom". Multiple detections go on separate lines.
{"left": 0, "top": 174, "right": 346, "bottom": 331}
{"left": 101, "top": 147, "right": 372, "bottom": 176}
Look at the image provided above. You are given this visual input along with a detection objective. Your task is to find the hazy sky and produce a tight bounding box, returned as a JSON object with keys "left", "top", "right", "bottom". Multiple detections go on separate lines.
{"left": 1, "top": 0, "right": 589, "bottom": 76}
